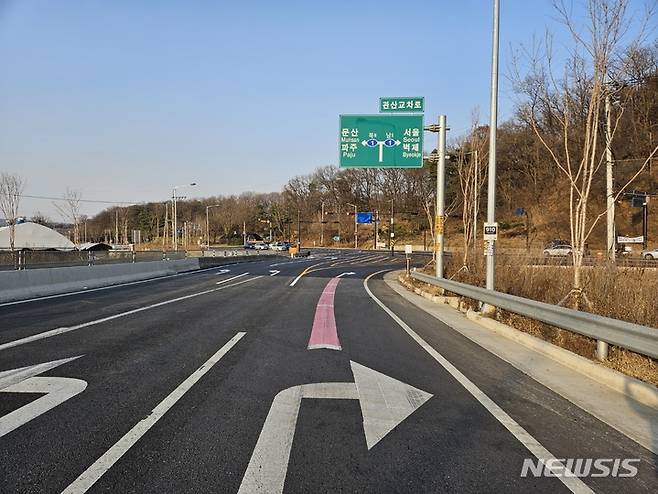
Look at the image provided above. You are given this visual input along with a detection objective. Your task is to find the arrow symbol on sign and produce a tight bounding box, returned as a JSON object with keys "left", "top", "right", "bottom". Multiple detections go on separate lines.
{"left": 0, "top": 356, "right": 87, "bottom": 438}
{"left": 269, "top": 270, "right": 280, "bottom": 276}
{"left": 336, "top": 271, "right": 355, "bottom": 278}
{"left": 238, "top": 361, "right": 432, "bottom": 493}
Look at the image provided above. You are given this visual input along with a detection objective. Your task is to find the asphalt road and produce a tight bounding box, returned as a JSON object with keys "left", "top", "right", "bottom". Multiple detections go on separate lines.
{"left": 0, "top": 249, "right": 655, "bottom": 493}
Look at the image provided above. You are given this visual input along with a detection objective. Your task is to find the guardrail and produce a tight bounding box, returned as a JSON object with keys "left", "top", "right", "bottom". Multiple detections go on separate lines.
{"left": 410, "top": 271, "right": 658, "bottom": 360}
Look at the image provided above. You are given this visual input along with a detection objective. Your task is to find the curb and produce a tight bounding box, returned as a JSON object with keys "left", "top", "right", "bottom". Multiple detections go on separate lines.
{"left": 397, "top": 273, "right": 658, "bottom": 411}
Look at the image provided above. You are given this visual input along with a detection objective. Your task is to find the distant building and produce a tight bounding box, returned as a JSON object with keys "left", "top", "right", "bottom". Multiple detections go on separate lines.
{"left": 0, "top": 222, "right": 76, "bottom": 251}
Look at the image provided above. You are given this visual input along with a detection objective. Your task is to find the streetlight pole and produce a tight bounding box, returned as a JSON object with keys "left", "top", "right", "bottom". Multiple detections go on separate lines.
{"left": 485, "top": 0, "right": 500, "bottom": 292}
{"left": 347, "top": 203, "right": 357, "bottom": 249}
{"left": 206, "top": 204, "right": 220, "bottom": 249}
{"left": 171, "top": 182, "right": 197, "bottom": 252}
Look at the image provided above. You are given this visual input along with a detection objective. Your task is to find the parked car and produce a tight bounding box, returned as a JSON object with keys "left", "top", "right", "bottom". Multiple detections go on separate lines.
{"left": 641, "top": 248, "right": 658, "bottom": 260}
{"left": 244, "top": 243, "right": 256, "bottom": 250}
{"left": 270, "top": 242, "right": 288, "bottom": 251}
{"left": 254, "top": 243, "right": 269, "bottom": 250}
{"left": 543, "top": 244, "right": 573, "bottom": 257}
{"left": 545, "top": 239, "right": 570, "bottom": 250}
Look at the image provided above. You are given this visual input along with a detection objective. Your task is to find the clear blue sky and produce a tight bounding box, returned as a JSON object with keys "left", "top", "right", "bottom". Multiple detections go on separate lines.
{"left": 0, "top": 0, "right": 650, "bottom": 218}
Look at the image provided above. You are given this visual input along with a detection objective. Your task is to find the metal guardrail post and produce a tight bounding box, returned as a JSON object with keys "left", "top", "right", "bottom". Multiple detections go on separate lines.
{"left": 596, "top": 341, "right": 609, "bottom": 361}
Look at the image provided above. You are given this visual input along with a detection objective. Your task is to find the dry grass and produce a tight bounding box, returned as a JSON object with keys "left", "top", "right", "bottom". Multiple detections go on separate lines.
{"left": 413, "top": 254, "right": 658, "bottom": 386}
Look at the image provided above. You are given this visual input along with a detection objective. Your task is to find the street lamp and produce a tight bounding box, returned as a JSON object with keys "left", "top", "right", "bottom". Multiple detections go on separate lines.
{"left": 346, "top": 203, "right": 358, "bottom": 249}
{"left": 172, "top": 182, "right": 197, "bottom": 252}
{"left": 206, "top": 204, "right": 220, "bottom": 249}
{"left": 485, "top": 0, "right": 500, "bottom": 292}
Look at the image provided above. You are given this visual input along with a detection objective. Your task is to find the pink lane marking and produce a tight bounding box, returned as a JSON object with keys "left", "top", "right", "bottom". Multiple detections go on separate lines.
{"left": 307, "top": 277, "right": 342, "bottom": 351}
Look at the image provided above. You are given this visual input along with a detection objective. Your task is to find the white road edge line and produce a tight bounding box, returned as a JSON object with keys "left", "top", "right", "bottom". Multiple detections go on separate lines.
{"left": 0, "top": 277, "right": 261, "bottom": 352}
{"left": 61, "top": 332, "right": 245, "bottom": 494}
{"left": 363, "top": 270, "right": 594, "bottom": 494}
{"left": 216, "top": 273, "right": 248, "bottom": 285}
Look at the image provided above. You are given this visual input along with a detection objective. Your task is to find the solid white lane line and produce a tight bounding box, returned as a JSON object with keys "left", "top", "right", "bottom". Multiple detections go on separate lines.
{"left": 0, "top": 264, "right": 253, "bottom": 308}
{"left": 0, "top": 277, "right": 262, "bottom": 352}
{"left": 215, "top": 273, "right": 248, "bottom": 285}
{"left": 61, "top": 332, "right": 245, "bottom": 494}
{"left": 363, "top": 271, "right": 594, "bottom": 494}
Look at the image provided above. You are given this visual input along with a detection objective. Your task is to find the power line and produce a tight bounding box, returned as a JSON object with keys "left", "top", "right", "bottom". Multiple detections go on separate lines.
{"left": 16, "top": 194, "right": 141, "bottom": 205}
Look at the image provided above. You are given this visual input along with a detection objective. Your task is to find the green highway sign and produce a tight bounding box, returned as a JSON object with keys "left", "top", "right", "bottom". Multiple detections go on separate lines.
{"left": 339, "top": 114, "right": 424, "bottom": 168}
{"left": 379, "top": 97, "right": 424, "bottom": 113}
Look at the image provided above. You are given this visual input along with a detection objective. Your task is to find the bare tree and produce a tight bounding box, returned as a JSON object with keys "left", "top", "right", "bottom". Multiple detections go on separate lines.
{"left": 54, "top": 188, "right": 83, "bottom": 244}
{"left": 30, "top": 211, "right": 51, "bottom": 226}
{"left": 0, "top": 173, "right": 26, "bottom": 252}
{"left": 455, "top": 113, "right": 489, "bottom": 266}
{"left": 516, "top": 0, "right": 658, "bottom": 305}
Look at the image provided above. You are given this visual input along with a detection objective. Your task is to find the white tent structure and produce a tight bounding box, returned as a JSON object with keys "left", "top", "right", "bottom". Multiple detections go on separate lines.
{"left": 0, "top": 222, "right": 75, "bottom": 251}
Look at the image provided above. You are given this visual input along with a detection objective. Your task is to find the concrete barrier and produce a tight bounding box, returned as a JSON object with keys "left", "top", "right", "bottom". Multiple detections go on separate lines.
{"left": 0, "top": 253, "right": 290, "bottom": 304}
{"left": 0, "top": 259, "right": 201, "bottom": 304}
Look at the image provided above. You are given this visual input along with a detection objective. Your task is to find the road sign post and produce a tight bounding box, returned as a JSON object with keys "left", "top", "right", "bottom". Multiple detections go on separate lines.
{"left": 339, "top": 115, "right": 423, "bottom": 168}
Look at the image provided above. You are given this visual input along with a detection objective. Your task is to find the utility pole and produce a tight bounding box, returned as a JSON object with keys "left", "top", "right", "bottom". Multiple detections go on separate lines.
{"left": 115, "top": 209, "right": 119, "bottom": 245}
{"left": 243, "top": 221, "right": 246, "bottom": 245}
{"left": 389, "top": 200, "right": 394, "bottom": 256}
{"left": 320, "top": 201, "right": 325, "bottom": 247}
{"left": 605, "top": 86, "right": 616, "bottom": 261}
{"left": 424, "top": 116, "right": 449, "bottom": 276}
{"left": 347, "top": 203, "right": 357, "bottom": 249}
{"left": 473, "top": 149, "right": 479, "bottom": 250}
{"left": 485, "top": 0, "right": 500, "bottom": 292}
{"left": 163, "top": 202, "right": 168, "bottom": 251}
{"left": 375, "top": 210, "right": 379, "bottom": 250}
{"left": 172, "top": 189, "right": 177, "bottom": 251}
{"left": 643, "top": 197, "right": 649, "bottom": 250}
{"left": 171, "top": 183, "right": 196, "bottom": 252}
{"left": 297, "top": 210, "right": 302, "bottom": 248}
{"left": 436, "top": 115, "right": 447, "bottom": 278}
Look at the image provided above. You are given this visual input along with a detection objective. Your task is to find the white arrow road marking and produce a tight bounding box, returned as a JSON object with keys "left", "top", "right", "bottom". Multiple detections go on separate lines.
{"left": 216, "top": 269, "right": 231, "bottom": 275}
{"left": 351, "top": 362, "right": 431, "bottom": 449}
{"left": 336, "top": 272, "right": 355, "bottom": 278}
{"left": 238, "top": 361, "right": 432, "bottom": 494}
{"left": 0, "top": 356, "right": 86, "bottom": 438}
{"left": 269, "top": 270, "right": 280, "bottom": 276}
{"left": 62, "top": 332, "right": 245, "bottom": 494}
{"left": 216, "top": 273, "right": 248, "bottom": 285}
{"left": 363, "top": 270, "right": 594, "bottom": 494}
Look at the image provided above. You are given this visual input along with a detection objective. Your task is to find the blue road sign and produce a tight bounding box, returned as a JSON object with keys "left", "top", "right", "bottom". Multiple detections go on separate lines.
{"left": 357, "top": 212, "right": 374, "bottom": 224}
